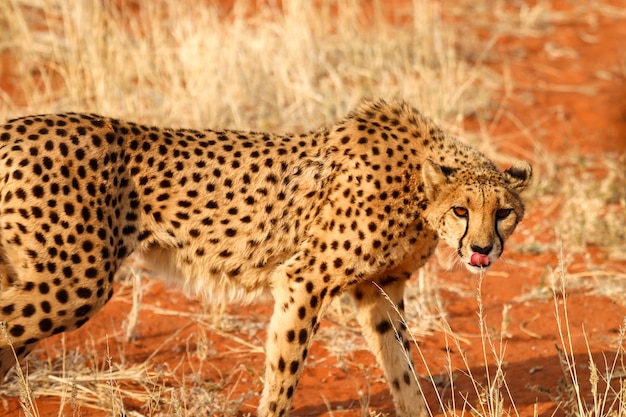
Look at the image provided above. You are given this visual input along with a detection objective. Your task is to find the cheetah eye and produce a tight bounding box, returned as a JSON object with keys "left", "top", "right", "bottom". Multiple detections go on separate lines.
{"left": 495, "top": 208, "right": 512, "bottom": 220}
{"left": 452, "top": 207, "right": 469, "bottom": 218}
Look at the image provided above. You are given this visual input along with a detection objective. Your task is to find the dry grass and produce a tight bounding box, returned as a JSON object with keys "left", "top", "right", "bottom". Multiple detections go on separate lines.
{"left": 0, "top": 0, "right": 625, "bottom": 416}
{"left": 1, "top": 323, "right": 259, "bottom": 416}
{"left": 531, "top": 249, "right": 626, "bottom": 417}
{"left": 518, "top": 152, "right": 626, "bottom": 260}
{"left": 0, "top": 0, "right": 493, "bottom": 131}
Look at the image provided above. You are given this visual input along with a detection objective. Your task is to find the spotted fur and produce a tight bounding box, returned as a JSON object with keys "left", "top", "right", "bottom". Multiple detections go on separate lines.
{"left": 0, "top": 100, "right": 531, "bottom": 416}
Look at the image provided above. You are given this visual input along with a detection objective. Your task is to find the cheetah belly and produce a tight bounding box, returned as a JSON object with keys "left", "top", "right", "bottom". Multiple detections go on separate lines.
{"left": 138, "top": 246, "right": 278, "bottom": 304}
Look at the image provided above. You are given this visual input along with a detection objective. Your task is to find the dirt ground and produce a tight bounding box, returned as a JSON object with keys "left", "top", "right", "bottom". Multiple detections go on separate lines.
{"left": 1, "top": 1, "right": 626, "bottom": 416}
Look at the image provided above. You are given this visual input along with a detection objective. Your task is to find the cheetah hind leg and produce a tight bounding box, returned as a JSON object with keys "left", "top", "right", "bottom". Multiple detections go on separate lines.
{"left": 0, "top": 340, "right": 39, "bottom": 384}
{"left": 0, "top": 255, "right": 40, "bottom": 384}
{"left": 350, "top": 277, "right": 428, "bottom": 417}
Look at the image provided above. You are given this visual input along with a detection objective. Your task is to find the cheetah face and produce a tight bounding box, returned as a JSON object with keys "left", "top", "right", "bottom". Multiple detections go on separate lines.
{"left": 422, "top": 160, "right": 532, "bottom": 273}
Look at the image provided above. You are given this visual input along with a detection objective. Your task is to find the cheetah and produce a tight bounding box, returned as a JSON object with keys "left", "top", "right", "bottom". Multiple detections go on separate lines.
{"left": 0, "top": 100, "right": 531, "bottom": 417}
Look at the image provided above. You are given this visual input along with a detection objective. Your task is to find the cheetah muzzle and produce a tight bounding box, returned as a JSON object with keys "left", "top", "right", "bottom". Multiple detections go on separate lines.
{"left": 0, "top": 99, "right": 531, "bottom": 417}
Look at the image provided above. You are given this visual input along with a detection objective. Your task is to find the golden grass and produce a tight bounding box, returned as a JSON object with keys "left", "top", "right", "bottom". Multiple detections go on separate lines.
{"left": 0, "top": 0, "right": 494, "bottom": 132}
{"left": 537, "top": 249, "right": 626, "bottom": 417}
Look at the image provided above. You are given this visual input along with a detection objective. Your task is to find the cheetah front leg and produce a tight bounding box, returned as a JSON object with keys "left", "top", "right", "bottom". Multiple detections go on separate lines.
{"left": 350, "top": 276, "right": 429, "bottom": 417}
{"left": 258, "top": 258, "right": 336, "bottom": 417}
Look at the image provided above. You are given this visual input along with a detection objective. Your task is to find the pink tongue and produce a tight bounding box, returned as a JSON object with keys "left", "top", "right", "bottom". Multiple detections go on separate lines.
{"left": 470, "top": 253, "right": 490, "bottom": 267}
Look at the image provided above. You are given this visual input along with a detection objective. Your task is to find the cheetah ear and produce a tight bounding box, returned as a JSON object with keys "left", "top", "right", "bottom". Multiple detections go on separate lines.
{"left": 422, "top": 159, "right": 456, "bottom": 201}
{"left": 503, "top": 161, "right": 532, "bottom": 192}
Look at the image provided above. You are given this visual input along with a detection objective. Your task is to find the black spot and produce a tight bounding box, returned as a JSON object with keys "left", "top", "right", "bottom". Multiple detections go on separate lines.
{"left": 403, "top": 371, "right": 412, "bottom": 385}
{"left": 9, "top": 324, "right": 25, "bottom": 337}
{"left": 298, "top": 328, "right": 308, "bottom": 345}
{"left": 289, "top": 360, "right": 299, "bottom": 375}
{"left": 32, "top": 185, "right": 44, "bottom": 197}
{"left": 2, "top": 304, "right": 15, "bottom": 315}
{"left": 76, "top": 287, "right": 92, "bottom": 298}
{"left": 82, "top": 240, "right": 94, "bottom": 252}
{"left": 75, "top": 317, "right": 89, "bottom": 328}
{"left": 38, "top": 282, "right": 50, "bottom": 294}
{"left": 122, "top": 225, "right": 137, "bottom": 235}
{"left": 376, "top": 320, "right": 392, "bottom": 334}
{"left": 320, "top": 287, "right": 328, "bottom": 300}
{"left": 75, "top": 304, "right": 92, "bottom": 317}
{"left": 85, "top": 268, "right": 98, "bottom": 278}
{"left": 380, "top": 275, "right": 398, "bottom": 286}
{"left": 52, "top": 326, "right": 67, "bottom": 335}
{"left": 392, "top": 378, "right": 400, "bottom": 390}
{"left": 32, "top": 207, "right": 43, "bottom": 218}
{"left": 63, "top": 203, "right": 75, "bottom": 216}
{"left": 22, "top": 304, "right": 36, "bottom": 317}
{"left": 39, "top": 318, "right": 53, "bottom": 332}
{"left": 56, "top": 289, "right": 69, "bottom": 304}
{"left": 63, "top": 266, "right": 73, "bottom": 278}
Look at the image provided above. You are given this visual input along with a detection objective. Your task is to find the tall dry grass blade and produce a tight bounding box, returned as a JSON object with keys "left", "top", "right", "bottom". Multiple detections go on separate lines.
{"left": 550, "top": 242, "right": 588, "bottom": 417}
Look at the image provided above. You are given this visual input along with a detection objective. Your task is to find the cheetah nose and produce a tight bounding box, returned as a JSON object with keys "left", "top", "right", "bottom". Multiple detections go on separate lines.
{"left": 470, "top": 252, "right": 491, "bottom": 267}
{"left": 470, "top": 245, "right": 492, "bottom": 255}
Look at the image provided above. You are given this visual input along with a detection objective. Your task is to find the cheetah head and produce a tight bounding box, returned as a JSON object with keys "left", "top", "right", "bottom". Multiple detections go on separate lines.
{"left": 422, "top": 159, "right": 532, "bottom": 273}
